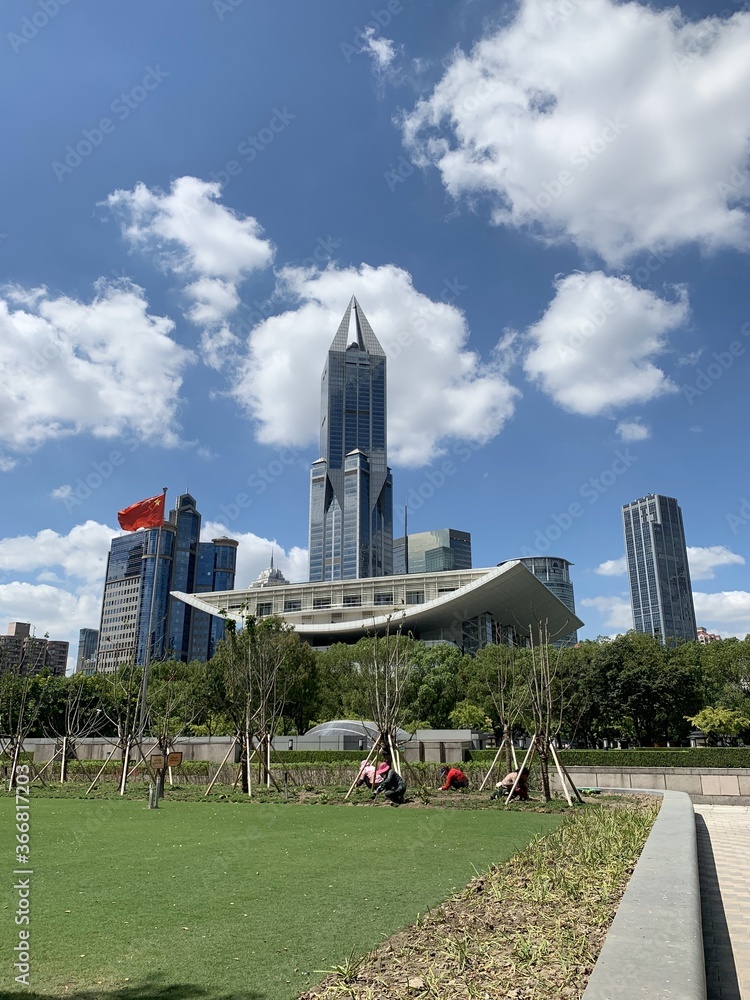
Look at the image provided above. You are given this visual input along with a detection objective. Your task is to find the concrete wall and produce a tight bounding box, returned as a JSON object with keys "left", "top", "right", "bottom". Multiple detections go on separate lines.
{"left": 551, "top": 765, "right": 750, "bottom": 804}
{"left": 582, "top": 790, "right": 706, "bottom": 1000}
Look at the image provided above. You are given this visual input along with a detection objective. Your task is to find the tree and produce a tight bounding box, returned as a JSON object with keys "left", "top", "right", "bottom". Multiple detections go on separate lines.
{"left": 686, "top": 707, "right": 750, "bottom": 744}
{"left": 214, "top": 614, "right": 301, "bottom": 791}
{"left": 357, "top": 621, "right": 416, "bottom": 769}
{"left": 474, "top": 641, "right": 528, "bottom": 770}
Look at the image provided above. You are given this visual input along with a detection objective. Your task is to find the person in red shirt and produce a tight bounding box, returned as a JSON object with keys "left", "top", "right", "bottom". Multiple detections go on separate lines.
{"left": 440, "top": 766, "right": 469, "bottom": 790}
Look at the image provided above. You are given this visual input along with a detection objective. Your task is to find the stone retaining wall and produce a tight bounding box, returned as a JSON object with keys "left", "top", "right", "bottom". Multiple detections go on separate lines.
{"left": 583, "top": 790, "right": 706, "bottom": 1000}
{"left": 551, "top": 766, "right": 750, "bottom": 804}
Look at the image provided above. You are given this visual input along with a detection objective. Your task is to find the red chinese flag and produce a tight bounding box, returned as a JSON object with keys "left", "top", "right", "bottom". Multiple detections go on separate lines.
{"left": 117, "top": 493, "right": 165, "bottom": 532}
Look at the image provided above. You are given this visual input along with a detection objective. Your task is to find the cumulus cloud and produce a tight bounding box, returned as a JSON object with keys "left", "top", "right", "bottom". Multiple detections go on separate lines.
{"left": 201, "top": 522, "right": 307, "bottom": 587}
{"left": 401, "top": 0, "right": 750, "bottom": 264}
{"left": 694, "top": 591, "right": 750, "bottom": 638}
{"left": 595, "top": 556, "right": 627, "bottom": 576}
{"left": 523, "top": 272, "right": 689, "bottom": 416}
{"left": 0, "top": 521, "right": 125, "bottom": 673}
{"left": 616, "top": 420, "right": 650, "bottom": 442}
{"left": 0, "top": 521, "right": 119, "bottom": 589}
{"left": 580, "top": 594, "right": 632, "bottom": 631}
{"left": 688, "top": 545, "right": 746, "bottom": 581}
{"left": 0, "top": 281, "right": 191, "bottom": 456}
{"left": 105, "top": 176, "right": 275, "bottom": 367}
{"left": 231, "top": 263, "right": 519, "bottom": 467}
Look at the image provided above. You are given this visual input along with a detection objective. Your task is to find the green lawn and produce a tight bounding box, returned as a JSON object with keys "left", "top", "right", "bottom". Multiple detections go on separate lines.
{"left": 0, "top": 798, "right": 560, "bottom": 1000}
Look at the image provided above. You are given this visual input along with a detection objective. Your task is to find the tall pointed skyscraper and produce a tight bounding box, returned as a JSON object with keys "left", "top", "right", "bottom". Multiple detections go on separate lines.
{"left": 308, "top": 297, "right": 393, "bottom": 581}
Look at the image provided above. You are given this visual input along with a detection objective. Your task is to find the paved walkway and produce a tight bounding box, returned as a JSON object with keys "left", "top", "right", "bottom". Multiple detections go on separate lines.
{"left": 695, "top": 805, "right": 750, "bottom": 1000}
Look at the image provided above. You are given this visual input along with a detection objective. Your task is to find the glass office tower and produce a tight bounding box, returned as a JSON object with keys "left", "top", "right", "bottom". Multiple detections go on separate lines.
{"left": 393, "top": 529, "right": 473, "bottom": 575}
{"left": 309, "top": 297, "right": 393, "bottom": 580}
{"left": 622, "top": 494, "right": 697, "bottom": 645}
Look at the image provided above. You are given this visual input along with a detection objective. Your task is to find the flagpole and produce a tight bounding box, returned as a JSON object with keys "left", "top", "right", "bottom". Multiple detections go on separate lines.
{"left": 138, "top": 487, "right": 168, "bottom": 733}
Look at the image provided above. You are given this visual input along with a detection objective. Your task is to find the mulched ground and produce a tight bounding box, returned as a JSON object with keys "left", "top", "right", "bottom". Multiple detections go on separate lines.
{"left": 299, "top": 796, "right": 658, "bottom": 1000}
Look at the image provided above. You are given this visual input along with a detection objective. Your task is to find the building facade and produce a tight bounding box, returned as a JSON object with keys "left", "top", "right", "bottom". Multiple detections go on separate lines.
{"left": 96, "top": 494, "right": 238, "bottom": 671}
{"left": 309, "top": 297, "right": 393, "bottom": 581}
{"left": 622, "top": 494, "right": 697, "bottom": 645}
{"left": 0, "top": 622, "right": 69, "bottom": 676}
{"left": 394, "top": 529, "right": 472, "bottom": 575}
{"left": 173, "top": 561, "right": 584, "bottom": 656}
{"left": 498, "top": 556, "right": 578, "bottom": 647}
{"left": 75, "top": 629, "right": 99, "bottom": 674}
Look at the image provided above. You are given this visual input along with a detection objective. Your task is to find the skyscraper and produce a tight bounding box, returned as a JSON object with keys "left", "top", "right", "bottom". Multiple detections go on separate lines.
{"left": 308, "top": 297, "right": 393, "bottom": 581}
{"left": 393, "top": 529, "right": 472, "bottom": 575}
{"left": 622, "top": 494, "right": 697, "bottom": 645}
{"left": 75, "top": 628, "right": 99, "bottom": 674}
{"left": 96, "top": 494, "right": 237, "bottom": 671}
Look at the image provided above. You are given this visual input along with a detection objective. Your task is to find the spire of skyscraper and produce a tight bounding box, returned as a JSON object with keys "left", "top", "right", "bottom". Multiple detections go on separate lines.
{"left": 308, "top": 298, "right": 393, "bottom": 581}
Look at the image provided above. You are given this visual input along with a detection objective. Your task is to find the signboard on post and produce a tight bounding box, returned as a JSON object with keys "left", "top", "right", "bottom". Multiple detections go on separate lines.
{"left": 167, "top": 752, "right": 183, "bottom": 767}
{"left": 150, "top": 754, "right": 165, "bottom": 770}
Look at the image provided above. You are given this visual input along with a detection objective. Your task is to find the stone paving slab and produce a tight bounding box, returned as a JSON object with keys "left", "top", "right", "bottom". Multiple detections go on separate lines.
{"left": 695, "top": 805, "right": 750, "bottom": 1000}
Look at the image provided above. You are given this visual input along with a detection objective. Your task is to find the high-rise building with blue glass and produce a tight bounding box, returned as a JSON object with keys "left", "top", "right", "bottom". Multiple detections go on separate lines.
{"left": 96, "top": 494, "right": 237, "bottom": 671}
{"left": 622, "top": 493, "right": 697, "bottom": 645}
{"left": 309, "top": 298, "right": 393, "bottom": 581}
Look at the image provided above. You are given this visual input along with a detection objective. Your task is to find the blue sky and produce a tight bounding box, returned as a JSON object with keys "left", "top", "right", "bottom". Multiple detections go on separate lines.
{"left": 1, "top": 0, "right": 749, "bottom": 670}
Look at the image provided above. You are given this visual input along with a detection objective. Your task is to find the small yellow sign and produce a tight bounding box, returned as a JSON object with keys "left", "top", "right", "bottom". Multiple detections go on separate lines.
{"left": 167, "top": 752, "right": 183, "bottom": 767}
{"left": 150, "top": 754, "right": 165, "bottom": 769}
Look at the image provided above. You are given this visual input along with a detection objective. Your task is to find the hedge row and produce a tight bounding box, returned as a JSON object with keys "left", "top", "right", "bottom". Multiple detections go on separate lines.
{"left": 457, "top": 748, "right": 750, "bottom": 769}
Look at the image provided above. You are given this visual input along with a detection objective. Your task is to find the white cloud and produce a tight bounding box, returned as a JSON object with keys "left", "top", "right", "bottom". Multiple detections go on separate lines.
{"left": 231, "top": 263, "right": 520, "bottom": 466}
{"left": 616, "top": 419, "right": 650, "bottom": 442}
{"left": 201, "top": 522, "right": 307, "bottom": 587}
{"left": 0, "top": 281, "right": 191, "bottom": 455}
{"left": 688, "top": 545, "right": 746, "bottom": 581}
{"left": 401, "top": 0, "right": 750, "bottom": 264}
{"left": 0, "top": 521, "right": 119, "bottom": 589}
{"left": 694, "top": 591, "right": 750, "bottom": 638}
{"left": 580, "top": 594, "right": 632, "bottom": 630}
{"left": 595, "top": 556, "right": 627, "bottom": 577}
{"left": 523, "top": 272, "right": 688, "bottom": 416}
{"left": 105, "top": 176, "right": 275, "bottom": 367}
{"left": 361, "top": 28, "right": 397, "bottom": 71}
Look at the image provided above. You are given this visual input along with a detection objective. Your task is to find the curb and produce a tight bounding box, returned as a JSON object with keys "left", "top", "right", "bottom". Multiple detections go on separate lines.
{"left": 582, "top": 789, "right": 706, "bottom": 1000}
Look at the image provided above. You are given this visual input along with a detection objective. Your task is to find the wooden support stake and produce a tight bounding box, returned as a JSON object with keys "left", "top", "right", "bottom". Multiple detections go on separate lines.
{"left": 548, "top": 740, "right": 572, "bottom": 806}
{"left": 504, "top": 737, "right": 536, "bottom": 807}
{"left": 550, "top": 742, "right": 584, "bottom": 804}
{"left": 86, "top": 745, "right": 118, "bottom": 795}
{"left": 345, "top": 738, "right": 379, "bottom": 799}
{"left": 205, "top": 738, "right": 238, "bottom": 796}
{"left": 479, "top": 739, "right": 507, "bottom": 791}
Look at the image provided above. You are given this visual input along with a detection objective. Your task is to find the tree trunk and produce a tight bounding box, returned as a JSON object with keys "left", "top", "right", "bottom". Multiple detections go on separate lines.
{"left": 536, "top": 734, "right": 551, "bottom": 801}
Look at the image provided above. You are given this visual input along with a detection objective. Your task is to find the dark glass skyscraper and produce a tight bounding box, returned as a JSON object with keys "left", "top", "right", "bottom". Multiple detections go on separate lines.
{"left": 96, "top": 494, "right": 237, "bottom": 670}
{"left": 309, "top": 297, "right": 393, "bottom": 580}
{"left": 622, "top": 494, "right": 697, "bottom": 645}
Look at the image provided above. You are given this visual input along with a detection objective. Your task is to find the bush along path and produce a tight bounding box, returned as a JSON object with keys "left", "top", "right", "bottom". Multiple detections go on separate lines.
{"left": 301, "top": 797, "right": 659, "bottom": 1000}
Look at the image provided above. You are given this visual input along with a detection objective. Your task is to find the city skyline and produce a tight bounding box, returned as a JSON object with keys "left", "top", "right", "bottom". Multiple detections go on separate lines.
{"left": 0, "top": 0, "right": 748, "bottom": 670}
